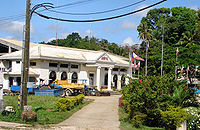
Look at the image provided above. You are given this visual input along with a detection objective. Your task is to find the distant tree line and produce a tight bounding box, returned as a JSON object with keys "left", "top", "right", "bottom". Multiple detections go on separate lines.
{"left": 40, "top": 32, "right": 129, "bottom": 58}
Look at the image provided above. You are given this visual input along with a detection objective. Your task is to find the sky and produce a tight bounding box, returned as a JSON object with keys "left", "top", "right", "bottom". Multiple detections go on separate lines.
{"left": 0, "top": 0, "right": 199, "bottom": 46}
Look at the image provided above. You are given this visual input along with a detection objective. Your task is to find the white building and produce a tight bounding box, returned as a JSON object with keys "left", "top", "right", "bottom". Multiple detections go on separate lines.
{"left": 0, "top": 38, "right": 131, "bottom": 91}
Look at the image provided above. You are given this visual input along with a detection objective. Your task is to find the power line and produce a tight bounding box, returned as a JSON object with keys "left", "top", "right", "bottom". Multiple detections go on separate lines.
{"left": 53, "top": 0, "right": 99, "bottom": 9}
{"left": 35, "top": 0, "right": 167, "bottom": 23}
{"left": 0, "top": 0, "right": 98, "bottom": 23}
{"left": 47, "top": 0, "right": 146, "bottom": 15}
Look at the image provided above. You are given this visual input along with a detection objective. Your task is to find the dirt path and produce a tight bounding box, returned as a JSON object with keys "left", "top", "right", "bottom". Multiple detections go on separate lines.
{"left": 54, "top": 95, "right": 121, "bottom": 130}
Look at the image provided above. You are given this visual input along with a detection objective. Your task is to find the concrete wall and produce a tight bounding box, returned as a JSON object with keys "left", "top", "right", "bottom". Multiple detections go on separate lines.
{"left": 12, "top": 61, "right": 21, "bottom": 73}
{"left": 1, "top": 59, "right": 129, "bottom": 90}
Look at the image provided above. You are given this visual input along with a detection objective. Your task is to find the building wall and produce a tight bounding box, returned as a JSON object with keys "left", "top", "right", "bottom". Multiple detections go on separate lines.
{"left": 1, "top": 59, "right": 129, "bottom": 90}
{"left": 12, "top": 60, "right": 21, "bottom": 73}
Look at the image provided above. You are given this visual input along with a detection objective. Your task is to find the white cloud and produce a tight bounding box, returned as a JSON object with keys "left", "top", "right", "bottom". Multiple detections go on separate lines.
{"left": 121, "top": 20, "right": 137, "bottom": 30}
{"left": 0, "top": 20, "right": 34, "bottom": 40}
{"left": 47, "top": 37, "right": 56, "bottom": 42}
{"left": 85, "top": 29, "right": 96, "bottom": 37}
{"left": 59, "top": 32, "right": 68, "bottom": 39}
{"left": 47, "top": 24, "right": 62, "bottom": 31}
{"left": 133, "top": 4, "right": 151, "bottom": 17}
{"left": 4, "top": 36, "right": 13, "bottom": 40}
{"left": 189, "top": 5, "right": 198, "bottom": 10}
{"left": 122, "top": 37, "right": 136, "bottom": 46}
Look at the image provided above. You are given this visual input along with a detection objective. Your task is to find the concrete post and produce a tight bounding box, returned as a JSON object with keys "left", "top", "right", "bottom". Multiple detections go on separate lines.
{"left": 0, "top": 84, "right": 5, "bottom": 112}
{"left": 96, "top": 66, "right": 101, "bottom": 90}
{"left": 107, "top": 67, "right": 112, "bottom": 90}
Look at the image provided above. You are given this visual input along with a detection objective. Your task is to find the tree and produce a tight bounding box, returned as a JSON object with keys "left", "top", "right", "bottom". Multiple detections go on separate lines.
{"left": 137, "top": 7, "right": 200, "bottom": 76}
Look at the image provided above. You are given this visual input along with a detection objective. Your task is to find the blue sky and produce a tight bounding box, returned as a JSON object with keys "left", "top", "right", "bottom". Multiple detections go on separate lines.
{"left": 0, "top": 0, "right": 199, "bottom": 46}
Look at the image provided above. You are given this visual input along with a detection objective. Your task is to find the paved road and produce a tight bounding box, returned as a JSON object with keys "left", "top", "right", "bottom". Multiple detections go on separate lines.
{"left": 0, "top": 95, "right": 120, "bottom": 130}
{"left": 54, "top": 95, "right": 121, "bottom": 130}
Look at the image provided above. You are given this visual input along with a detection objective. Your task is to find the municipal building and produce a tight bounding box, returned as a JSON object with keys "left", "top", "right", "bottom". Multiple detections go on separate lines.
{"left": 0, "top": 38, "right": 131, "bottom": 91}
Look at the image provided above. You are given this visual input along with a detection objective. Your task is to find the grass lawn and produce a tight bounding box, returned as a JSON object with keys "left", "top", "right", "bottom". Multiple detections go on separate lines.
{"left": 119, "top": 107, "right": 164, "bottom": 130}
{"left": 0, "top": 95, "right": 92, "bottom": 125}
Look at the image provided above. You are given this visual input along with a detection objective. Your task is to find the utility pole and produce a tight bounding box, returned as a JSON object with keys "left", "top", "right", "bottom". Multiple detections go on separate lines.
{"left": 21, "top": 0, "right": 31, "bottom": 109}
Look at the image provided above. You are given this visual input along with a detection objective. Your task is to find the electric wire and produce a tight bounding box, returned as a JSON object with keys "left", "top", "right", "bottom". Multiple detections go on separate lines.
{"left": 0, "top": 0, "right": 98, "bottom": 23}
{"left": 47, "top": 0, "right": 146, "bottom": 15}
{"left": 34, "top": 0, "right": 167, "bottom": 23}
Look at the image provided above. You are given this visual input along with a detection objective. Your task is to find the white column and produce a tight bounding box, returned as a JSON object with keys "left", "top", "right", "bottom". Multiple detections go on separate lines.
{"left": 8, "top": 46, "right": 11, "bottom": 53}
{"left": 107, "top": 67, "right": 112, "bottom": 90}
{"left": 96, "top": 66, "right": 101, "bottom": 90}
{"left": 117, "top": 75, "right": 121, "bottom": 90}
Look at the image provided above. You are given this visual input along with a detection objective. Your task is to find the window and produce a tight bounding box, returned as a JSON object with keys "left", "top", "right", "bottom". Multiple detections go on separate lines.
{"left": 29, "top": 77, "right": 36, "bottom": 82}
{"left": 120, "top": 69, "right": 127, "bottom": 72}
{"left": 71, "top": 72, "right": 78, "bottom": 83}
{"left": 105, "top": 68, "right": 108, "bottom": 71}
{"left": 16, "top": 61, "right": 20, "bottom": 64}
{"left": 30, "top": 62, "right": 36, "bottom": 66}
{"left": 49, "top": 63, "right": 58, "bottom": 67}
{"left": 113, "top": 68, "right": 119, "bottom": 71}
{"left": 71, "top": 64, "right": 78, "bottom": 69}
{"left": 61, "top": 71, "right": 67, "bottom": 80}
{"left": 49, "top": 71, "right": 56, "bottom": 84}
{"left": 89, "top": 73, "right": 94, "bottom": 85}
{"left": 60, "top": 64, "right": 68, "bottom": 68}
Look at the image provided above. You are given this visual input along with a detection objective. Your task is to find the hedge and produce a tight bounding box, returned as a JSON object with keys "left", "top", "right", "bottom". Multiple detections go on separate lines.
{"left": 56, "top": 94, "right": 85, "bottom": 111}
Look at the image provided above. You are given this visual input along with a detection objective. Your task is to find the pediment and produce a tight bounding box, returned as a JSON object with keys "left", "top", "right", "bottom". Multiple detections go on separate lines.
{"left": 97, "top": 53, "right": 113, "bottom": 62}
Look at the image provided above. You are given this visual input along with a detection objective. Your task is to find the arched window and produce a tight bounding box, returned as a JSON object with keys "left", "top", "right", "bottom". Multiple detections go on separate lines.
{"left": 104, "top": 73, "right": 108, "bottom": 85}
{"left": 61, "top": 71, "right": 67, "bottom": 80}
{"left": 121, "top": 75, "right": 125, "bottom": 88}
{"left": 71, "top": 72, "right": 78, "bottom": 83}
{"left": 113, "top": 74, "right": 118, "bottom": 88}
{"left": 49, "top": 71, "right": 56, "bottom": 84}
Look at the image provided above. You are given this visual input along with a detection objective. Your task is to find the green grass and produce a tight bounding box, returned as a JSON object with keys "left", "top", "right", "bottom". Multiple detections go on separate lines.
{"left": 0, "top": 95, "right": 92, "bottom": 125}
{"left": 119, "top": 107, "right": 164, "bottom": 130}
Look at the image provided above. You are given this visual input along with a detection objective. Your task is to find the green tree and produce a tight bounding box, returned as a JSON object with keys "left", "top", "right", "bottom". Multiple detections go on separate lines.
{"left": 137, "top": 7, "right": 200, "bottom": 75}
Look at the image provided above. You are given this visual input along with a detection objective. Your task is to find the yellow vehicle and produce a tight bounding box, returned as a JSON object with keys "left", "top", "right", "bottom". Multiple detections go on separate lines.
{"left": 52, "top": 79, "right": 87, "bottom": 96}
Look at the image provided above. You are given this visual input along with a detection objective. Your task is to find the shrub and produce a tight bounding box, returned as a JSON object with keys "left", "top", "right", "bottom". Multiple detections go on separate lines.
{"left": 160, "top": 106, "right": 188, "bottom": 130}
{"left": 121, "top": 74, "right": 197, "bottom": 128}
{"left": 185, "top": 107, "right": 200, "bottom": 129}
{"left": 56, "top": 94, "right": 85, "bottom": 111}
{"left": 131, "top": 112, "right": 147, "bottom": 128}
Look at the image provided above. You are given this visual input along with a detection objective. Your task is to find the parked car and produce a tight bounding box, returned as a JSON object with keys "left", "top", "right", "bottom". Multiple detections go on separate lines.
{"left": 86, "top": 88, "right": 110, "bottom": 96}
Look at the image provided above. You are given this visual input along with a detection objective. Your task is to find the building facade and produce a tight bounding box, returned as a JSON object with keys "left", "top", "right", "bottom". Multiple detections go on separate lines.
{"left": 0, "top": 38, "right": 131, "bottom": 90}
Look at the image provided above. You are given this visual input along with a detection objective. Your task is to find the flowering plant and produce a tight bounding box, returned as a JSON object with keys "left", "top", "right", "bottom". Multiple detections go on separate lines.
{"left": 185, "top": 107, "right": 200, "bottom": 130}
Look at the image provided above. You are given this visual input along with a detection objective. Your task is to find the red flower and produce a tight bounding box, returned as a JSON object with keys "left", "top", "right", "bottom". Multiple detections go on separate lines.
{"left": 139, "top": 80, "right": 142, "bottom": 83}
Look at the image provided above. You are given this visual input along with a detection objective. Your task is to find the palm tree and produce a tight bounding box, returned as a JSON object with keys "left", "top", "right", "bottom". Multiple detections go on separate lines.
{"left": 137, "top": 21, "right": 152, "bottom": 76}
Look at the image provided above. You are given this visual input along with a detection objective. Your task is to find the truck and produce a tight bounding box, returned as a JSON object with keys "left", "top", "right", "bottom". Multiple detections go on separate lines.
{"left": 50, "top": 79, "right": 87, "bottom": 96}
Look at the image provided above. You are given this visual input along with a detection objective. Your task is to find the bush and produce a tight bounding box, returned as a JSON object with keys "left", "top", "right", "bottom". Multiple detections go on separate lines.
{"left": 185, "top": 107, "right": 200, "bottom": 129}
{"left": 56, "top": 94, "right": 85, "bottom": 111}
{"left": 131, "top": 112, "right": 147, "bottom": 128}
{"left": 160, "top": 106, "right": 188, "bottom": 130}
{"left": 121, "top": 74, "right": 197, "bottom": 128}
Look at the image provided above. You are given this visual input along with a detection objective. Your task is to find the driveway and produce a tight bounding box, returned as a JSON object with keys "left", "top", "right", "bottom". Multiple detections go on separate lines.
{"left": 54, "top": 95, "right": 121, "bottom": 130}
{"left": 0, "top": 95, "right": 121, "bottom": 130}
